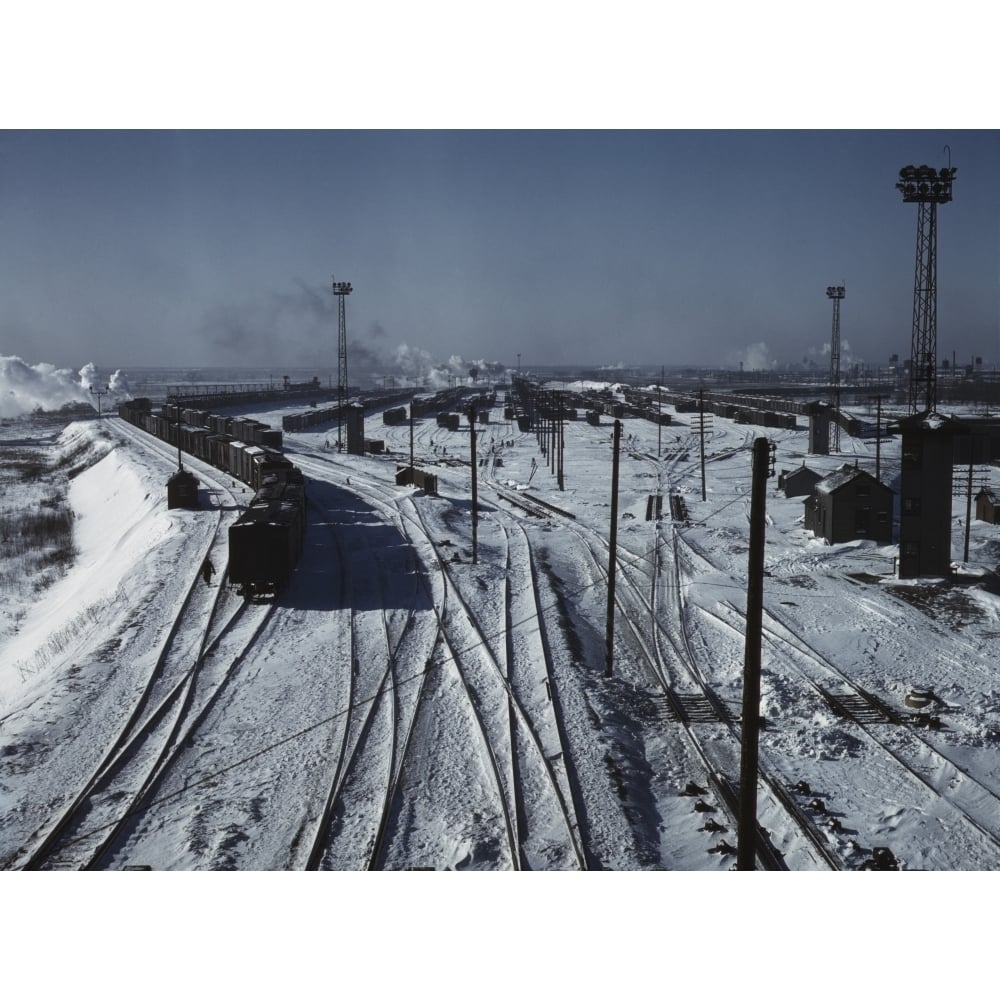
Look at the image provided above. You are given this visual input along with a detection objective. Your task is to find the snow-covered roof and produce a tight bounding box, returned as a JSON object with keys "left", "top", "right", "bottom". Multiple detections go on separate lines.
{"left": 815, "top": 463, "right": 885, "bottom": 495}
{"left": 893, "top": 410, "right": 966, "bottom": 433}
{"left": 784, "top": 464, "right": 821, "bottom": 482}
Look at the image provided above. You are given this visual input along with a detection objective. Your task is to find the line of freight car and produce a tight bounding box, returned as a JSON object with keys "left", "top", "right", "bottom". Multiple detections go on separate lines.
{"left": 160, "top": 402, "right": 283, "bottom": 449}
{"left": 118, "top": 397, "right": 308, "bottom": 599}
{"left": 118, "top": 398, "right": 295, "bottom": 494}
{"left": 282, "top": 405, "right": 347, "bottom": 432}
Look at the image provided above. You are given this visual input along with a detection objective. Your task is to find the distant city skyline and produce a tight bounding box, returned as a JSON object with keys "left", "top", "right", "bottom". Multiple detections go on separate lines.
{"left": 2, "top": 130, "right": 998, "bottom": 376}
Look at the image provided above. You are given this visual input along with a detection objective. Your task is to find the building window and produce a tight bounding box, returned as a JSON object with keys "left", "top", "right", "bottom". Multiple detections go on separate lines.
{"left": 903, "top": 541, "right": 920, "bottom": 557}
{"left": 903, "top": 496, "right": 921, "bottom": 515}
{"left": 902, "top": 444, "right": 922, "bottom": 467}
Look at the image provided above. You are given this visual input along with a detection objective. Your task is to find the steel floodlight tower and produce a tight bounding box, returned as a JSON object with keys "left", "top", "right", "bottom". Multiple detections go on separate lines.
{"left": 826, "top": 285, "right": 845, "bottom": 452}
{"left": 896, "top": 159, "right": 956, "bottom": 414}
{"left": 332, "top": 277, "right": 353, "bottom": 448}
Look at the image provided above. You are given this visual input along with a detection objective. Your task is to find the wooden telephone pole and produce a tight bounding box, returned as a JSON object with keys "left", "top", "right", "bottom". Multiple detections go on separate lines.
{"left": 605, "top": 419, "right": 622, "bottom": 678}
{"left": 737, "top": 436, "right": 773, "bottom": 871}
{"left": 698, "top": 389, "right": 708, "bottom": 501}
{"left": 469, "top": 404, "right": 479, "bottom": 564}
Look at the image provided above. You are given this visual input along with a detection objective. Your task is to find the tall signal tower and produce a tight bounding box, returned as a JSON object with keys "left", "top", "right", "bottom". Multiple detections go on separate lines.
{"left": 896, "top": 157, "right": 956, "bottom": 414}
{"left": 826, "top": 284, "right": 845, "bottom": 452}
{"left": 332, "top": 277, "right": 353, "bottom": 448}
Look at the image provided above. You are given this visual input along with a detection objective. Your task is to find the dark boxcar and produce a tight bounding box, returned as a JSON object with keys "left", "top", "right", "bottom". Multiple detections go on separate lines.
{"left": 228, "top": 493, "right": 305, "bottom": 599}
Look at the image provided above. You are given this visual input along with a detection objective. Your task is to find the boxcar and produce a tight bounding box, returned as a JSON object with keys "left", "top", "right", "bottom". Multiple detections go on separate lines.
{"left": 228, "top": 487, "right": 305, "bottom": 599}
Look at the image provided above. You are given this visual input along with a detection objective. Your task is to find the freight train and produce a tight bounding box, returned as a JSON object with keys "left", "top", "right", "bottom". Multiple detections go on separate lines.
{"left": 227, "top": 464, "right": 306, "bottom": 600}
{"left": 118, "top": 398, "right": 307, "bottom": 599}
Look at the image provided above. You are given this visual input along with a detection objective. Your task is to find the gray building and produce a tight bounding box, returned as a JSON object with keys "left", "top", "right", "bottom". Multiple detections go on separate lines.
{"left": 804, "top": 463, "right": 893, "bottom": 545}
{"left": 895, "top": 412, "right": 965, "bottom": 578}
{"left": 779, "top": 463, "right": 823, "bottom": 498}
{"left": 807, "top": 403, "right": 831, "bottom": 455}
{"left": 975, "top": 488, "right": 1000, "bottom": 525}
{"left": 346, "top": 403, "right": 366, "bottom": 456}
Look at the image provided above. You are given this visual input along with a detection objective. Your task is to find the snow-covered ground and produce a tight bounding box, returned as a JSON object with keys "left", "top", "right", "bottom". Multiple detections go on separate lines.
{"left": 4, "top": 385, "right": 1000, "bottom": 879}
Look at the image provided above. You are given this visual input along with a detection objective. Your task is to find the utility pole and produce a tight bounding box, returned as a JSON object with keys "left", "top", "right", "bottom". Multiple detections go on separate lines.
{"left": 549, "top": 389, "right": 557, "bottom": 475}
{"left": 551, "top": 393, "right": 558, "bottom": 477}
{"left": 737, "top": 436, "right": 774, "bottom": 871}
{"left": 332, "top": 276, "right": 353, "bottom": 449}
{"left": 657, "top": 366, "right": 664, "bottom": 460}
{"left": 965, "top": 444, "right": 975, "bottom": 563}
{"left": 699, "top": 389, "right": 707, "bottom": 502}
{"left": 89, "top": 382, "right": 110, "bottom": 419}
{"left": 557, "top": 393, "right": 565, "bottom": 491}
{"left": 169, "top": 393, "right": 183, "bottom": 470}
{"left": 469, "top": 404, "right": 479, "bottom": 565}
{"left": 535, "top": 388, "right": 543, "bottom": 454}
{"left": 605, "top": 419, "right": 622, "bottom": 678}
{"left": 875, "top": 395, "right": 883, "bottom": 483}
{"left": 410, "top": 398, "right": 415, "bottom": 477}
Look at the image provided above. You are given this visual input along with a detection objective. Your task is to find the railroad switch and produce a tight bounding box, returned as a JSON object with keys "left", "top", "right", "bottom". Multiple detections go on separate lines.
{"left": 904, "top": 687, "right": 936, "bottom": 710}
{"left": 859, "top": 847, "right": 899, "bottom": 871}
{"left": 693, "top": 799, "right": 715, "bottom": 813}
{"left": 682, "top": 781, "right": 708, "bottom": 797}
{"left": 792, "top": 780, "right": 811, "bottom": 795}
{"left": 701, "top": 818, "right": 727, "bottom": 833}
{"left": 807, "top": 798, "right": 827, "bottom": 814}
{"left": 707, "top": 839, "right": 737, "bottom": 856}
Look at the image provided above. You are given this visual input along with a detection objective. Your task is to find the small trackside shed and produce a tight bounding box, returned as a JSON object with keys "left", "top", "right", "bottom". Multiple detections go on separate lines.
{"left": 976, "top": 489, "right": 1000, "bottom": 524}
{"left": 779, "top": 463, "right": 823, "bottom": 499}
{"left": 803, "top": 463, "right": 893, "bottom": 544}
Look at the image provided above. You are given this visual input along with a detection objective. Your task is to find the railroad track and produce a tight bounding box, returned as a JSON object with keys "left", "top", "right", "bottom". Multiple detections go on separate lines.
{"left": 747, "top": 600, "right": 1000, "bottom": 866}
{"left": 15, "top": 520, "right": 272, "bottom": 870}
{"left": 397, "top": 497, "right": 587, "bottom": 868}
{"left": 568, "top": 442, "right": 842, "bottom": 868}
{"left": 500, "top": 519, "right": 589, "bottom": 868}
{"left": 296, "top": 451, "right": 589, "bottom": 869}
{"left": 671, "top": 514, "right": 1000, "bottom": 869}
{"left": 291, "top": 453, "right": 522, "bottom": 868}
{"left": 303, "top": 495, "right": 432, "bottom": 870}
{"left": 488, "top": 456, "right": 792, "bottom": 866}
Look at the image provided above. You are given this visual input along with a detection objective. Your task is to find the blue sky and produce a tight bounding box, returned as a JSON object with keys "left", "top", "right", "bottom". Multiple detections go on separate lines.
{"left": 2, "top": 129, "right": 997, "bottom": 374}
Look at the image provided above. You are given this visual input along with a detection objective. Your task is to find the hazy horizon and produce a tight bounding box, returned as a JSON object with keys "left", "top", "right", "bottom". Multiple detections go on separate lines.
{"left": 2, "top": 130, "right": 998, "bottom": 377}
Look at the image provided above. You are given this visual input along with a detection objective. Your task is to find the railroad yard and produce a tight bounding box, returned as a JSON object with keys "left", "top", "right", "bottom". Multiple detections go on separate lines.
{"left": 4, "top": 385, "right": 1000, "bottom": 870}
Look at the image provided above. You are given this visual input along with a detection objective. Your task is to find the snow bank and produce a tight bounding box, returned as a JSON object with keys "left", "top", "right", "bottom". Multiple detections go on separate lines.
{"left": 0, "top": 424, "right": 176, "bottom": 706}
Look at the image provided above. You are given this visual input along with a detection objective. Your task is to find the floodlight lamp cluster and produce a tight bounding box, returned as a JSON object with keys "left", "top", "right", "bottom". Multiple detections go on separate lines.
{"left": 332, "top": 281, "right": 353, "bottom": 296}
{"left": 896, "top": 164, "right": 956, "bottom": 203}
{"left": 826, "top": 285, "right": 845, "bottom": 299}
